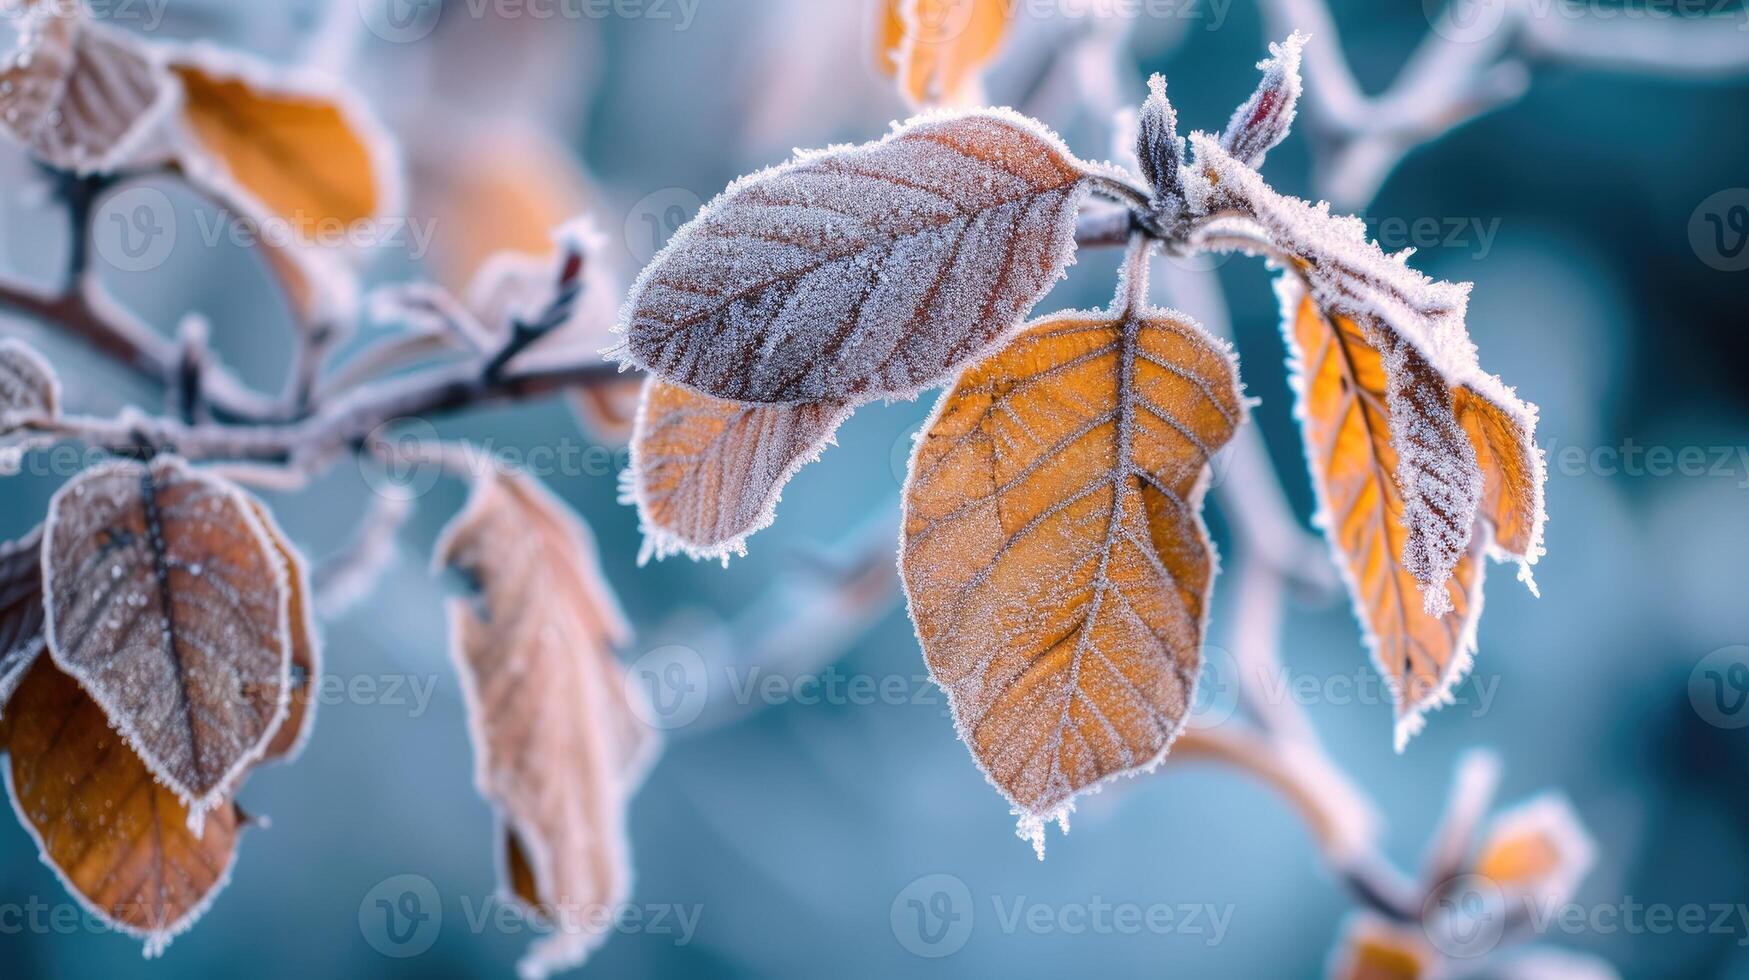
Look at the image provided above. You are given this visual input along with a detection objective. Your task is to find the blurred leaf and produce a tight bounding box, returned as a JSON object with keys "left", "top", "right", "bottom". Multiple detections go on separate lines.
{"left": 616, "top": 110, "right": 1096, "bottom": 405}
{"left": 435, "top": 470, "right": 658, "bottom": 979}
{"left": 901, "top": 264, "right": 1244, "bottom": 846}
{"left": 42, "top": 456, "right": 291, "bottom": 819}
{"left": 5, "top": 655, "right": 242, "bottom": 957}
{"left": 627, "top": 377, "right": 851, "bottom": 562}
{"left": 878, "top": 0, "right": 1013, "bottom": 108}
{"left": 0, "top": 525, "right": 45, "bottom": 724}
{"left": 1473, "top": 795, "right": 1595, "bottom": 908}
{"left": 0, "top": 338, "right": 59, "bottom": 427}
{"left": 249, "top": 500, "right": 319, "bottom": 765}
{"left": 1326, "top": 912, "right": 1438, "bottom": 980}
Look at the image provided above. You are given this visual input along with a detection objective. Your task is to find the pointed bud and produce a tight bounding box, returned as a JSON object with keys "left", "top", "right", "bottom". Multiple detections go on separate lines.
{"left": 1135, "top": 73, "right": 1183, "bottom": 212}
{"left": 1221, "top": 32, "right": 1306, "bottom": 170}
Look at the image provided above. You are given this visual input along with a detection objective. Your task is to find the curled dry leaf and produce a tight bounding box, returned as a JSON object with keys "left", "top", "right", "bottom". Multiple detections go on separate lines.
{"left": 1185, "top": 133, "right": 1545, "bottom": 747}
{"left": 1471, "top": 795, "right": 1595, "bottom": 908}
{"left": 0, "top": 338, "right": 59, "bottom": 428}
{"left": 248, "top": 501, "right": 320, "bottom": 765}
{"left": 877, "top": 0, "right": 1013, "bottom": 108}
{"left": 1325, "top": 912, "right": 1440, "bottom": 980}
{"left": 0, "top": 526, "right": 46, "bottom": 719}
{"left": 435, "top": 470, "right": 658, "bottom": 980}
{"left": 42, "top": 456, "right": 292, "bottom": 820}
{"left": 0, "top": 0, "right": 177, "bottom": 175}
{"left": 4, "top": 655, "right": 243, "bottom": 957}
{"left": 615, "top": 109, "right": 1099, "bottom": 405}
{"left": 901, "top": 252, "right": 1244, "bottom": 852}
{"left": 625, "top": 376, "right": 852, "bottom": 563}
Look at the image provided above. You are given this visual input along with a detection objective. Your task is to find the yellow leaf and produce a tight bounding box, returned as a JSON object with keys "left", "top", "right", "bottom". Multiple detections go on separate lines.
{"left": 168, "top": 46, "right": 400, "bottom": 242}
{"left": 627, "top": 377, "right": 852, "bottom": 562}
{"left": 1454, "top": 381, "right": 1546, "bottom": 568}
{"left": 879, "top": 0, "right": 1013, "bottom": 107}
{"left": 435, "top": 470, "right": 657, "bottom": 978}
{"left": 901, "top": 258, "right": 1244, "bottom": 845}
{"left": 1282, "top": 282, "right": 1486, "bottom": 750}
{"left": 1472, "top": 795, "right": 1594, "bottom": 907}
{"left": 5, "top": 656, "right": 243, "bottom": 957}
{"left": 1326, "top": 913, "right": 1440, "bottom": 980}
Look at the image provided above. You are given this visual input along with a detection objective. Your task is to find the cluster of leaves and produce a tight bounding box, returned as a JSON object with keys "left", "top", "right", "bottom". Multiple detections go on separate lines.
{"left": 617, "top": 34, "right": 1546, "bottom": 850}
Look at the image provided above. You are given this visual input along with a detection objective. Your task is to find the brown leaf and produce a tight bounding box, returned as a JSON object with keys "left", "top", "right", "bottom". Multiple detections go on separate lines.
{"left": 626, "top": 377, "right": 853, "bottom": 562}
{"left": 616, "top": 109, "right": 1099, "bottom": 405}
{"left": 1281, "top": 281, "right": 1487, "bottom": 750}
{"left": 42, "top": 456, "right": 292, "bottom": 818}
{"left": 0, "top": 2, "right": 176, "bottom": 174}
{"left": 4, "top": 655, "right": 242, "bottom": 956}
{"left": 167, "top": 47, "right": 399, "bottom": 242}
{"left": 248, "top": 501, "right": 320, "bottom": 765}
{"left": 0, "top": 338, "right": 60, "bottom": 427}
{"left": 0, "top": 525, "right": 46, "bottom": 720}
{"left": 877, "top": 0, "right": 1014, "bottom": 107}
{"left": 435, "top": 470, "right": 657, "bottom": 978}
{"left": 900, "top": 258, "right": 1244, "bottom": 849}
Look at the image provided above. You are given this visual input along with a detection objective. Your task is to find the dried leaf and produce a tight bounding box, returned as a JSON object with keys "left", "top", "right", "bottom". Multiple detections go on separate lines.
{"left": 1280, "top": 279, "right": 1487, "bottom": 750}
{"left": 4, "top": 655, "right": 242, "bottom": 957}
{"left": 248, "top": 501, "right": 319, "bottom": 765}
{"left": 1326, "top": 913, "right": 1439, "bottom": 980}
{"left": 42, "top": 456, "right": 292, "bottom": 819}
{"left": 1454, "top": 381, "right": 1546, "bottom": 570}
{"left": 615, "top": 109, "right": 1099, "bottom": 405}
{"left": 625, "top": 377, "right": 852, "bottom": 563}
{"left": 901, "top": 256, "right": 1245, "bottom": 850}
{"left": 435, "top": 471, "right": 658, "bottom": 979}
{"left": 0, "top": 525, "right": 45, "bottom": 718}
{"left": 878, "top": 0, "right": 1013, "bottom": 108}
{"left": 1472, "top": 795, "right": 1595, "bottom": 908}
{"left": 167, "top": 45, "right": 401, "bottom": 243}
{"left": 0, "top": 1, "right": 176, "bottom": 175}
{"left": 0, "top": 337, "right": 59, "bottom": 427}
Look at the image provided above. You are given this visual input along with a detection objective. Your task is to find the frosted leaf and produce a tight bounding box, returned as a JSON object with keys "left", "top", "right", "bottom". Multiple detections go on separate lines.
{"left": 624, "top": 377, "right": 852, "bottom": 564}
{"left": 0, "top": 524, "right": 45, "bottom": 716}
{"left": 249, "top": 500, "right": 320, "bottom": 765}
{"left": 42, "top": 457, "right": 293, "bottom": 819}
{"left": 0, "top": 2, "right": 176, "bottom": 175}
{"left": 434, "top": 470, "right": 659, "bottom": 980}
{"left": 1219, "top": 32, "right": 1306, "bottom": 170}
{"left": 1471, "top": 794, "right": 1596, "bottom": 909}
{"left": 614, "top": 108, "right": 1100, "bottom": 405}
{"left": 1279, "top": 276, "right": 1487, "bottom": 750}
{"left": 1325, "top": 912, "right": 1439, "bottom": 980}
{"left": 4, "top": 655, "right": 244, "bottom": 956}
{"left": 1455, "top": 380, "right": 1548, "bottom": 575}
{"left": 900, "top": 254, "right": 1246, "bottom": 844}
{"left": 0, "top": 337, "right": 58, "bottom": 429}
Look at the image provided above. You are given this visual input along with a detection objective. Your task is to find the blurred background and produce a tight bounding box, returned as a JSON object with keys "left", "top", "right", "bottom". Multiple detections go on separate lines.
{"left": 3, "top": 0, "right": 1748, "bottom": 976}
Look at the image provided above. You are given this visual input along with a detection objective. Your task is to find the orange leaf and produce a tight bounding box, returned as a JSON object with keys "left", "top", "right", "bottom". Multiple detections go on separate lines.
{"left": 248, "top": 501, "right": 320, "bottom": 765}
{"left": 41, "top": 457, "right": 292, "bottom": 819}
{"left": 4, "top": 655, "right": 243, "bottom": 956}
{"left": 626, "top": 377, "right": 852, "bottom": 562}
{"left": 1472, "top": 795, "right": 1594, "bottom": 907}
{"left": 1326, "top": 913, "right": 1440, "bottom": 980}
{"left": 435, "top": 470, "right": 657, "bottom": 978}
{"left": 901, "top": 257, "right": 1244, "bottom": 849}
{"left": 616, "top": 109, "right": 1098, "bottom": 405}
{"left": 0, "top": 2, "right": 175, "bottom": 175}
{"left": 879, "top": 0, "right": 1013, "bottom": 108}
{"left": 1281, "top": 281, "right": 1487, "bottom": 749}
{"left": 1455, "top": 382, "right": 1546, "bottom": 568}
